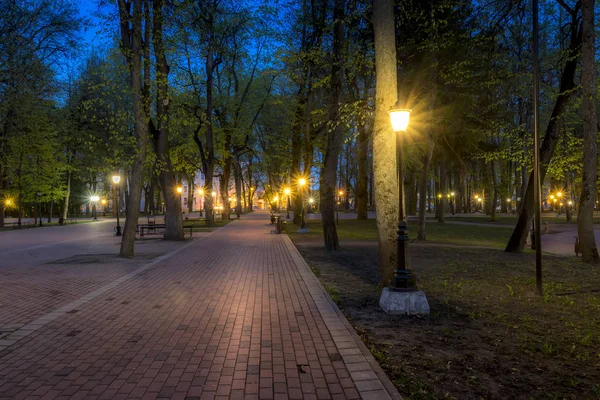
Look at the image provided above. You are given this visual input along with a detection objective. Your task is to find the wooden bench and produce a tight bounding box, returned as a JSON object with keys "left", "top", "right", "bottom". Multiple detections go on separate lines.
{"left": 138, "top": 223, "right": 166, "bottom": 238}
{"left": 138, "top": 223, "right": 194, "bottom": 239}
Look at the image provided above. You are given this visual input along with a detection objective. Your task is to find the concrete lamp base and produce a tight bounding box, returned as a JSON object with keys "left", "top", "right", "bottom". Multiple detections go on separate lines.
{"left": 379, "top": 287, "right": 430, "bottom": 316}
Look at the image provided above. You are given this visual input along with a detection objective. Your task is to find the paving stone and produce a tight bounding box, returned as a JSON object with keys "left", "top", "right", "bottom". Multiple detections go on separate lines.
{"left": 0, "top": 211, "right": 399, "bottom": 399}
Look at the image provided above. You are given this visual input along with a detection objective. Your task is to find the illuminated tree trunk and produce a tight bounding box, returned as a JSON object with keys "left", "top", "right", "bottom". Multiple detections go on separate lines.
{"left": 117, "top": 0, "right": 150, "bottom": 257}
{"left": 321, "top": 0, "right": 344, "bottom": 251}
{"left": 373, "top": 0, "right": 398, "bottom": 286}
{"left": 578, "top": 0, "right": 599, "bottom": 263}
{"left": 153, "top": 0, "right": 183, "bottom": 240}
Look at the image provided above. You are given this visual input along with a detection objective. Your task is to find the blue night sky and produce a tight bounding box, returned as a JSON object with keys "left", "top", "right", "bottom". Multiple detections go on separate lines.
{"left": 77, "top": 1, "right": 114, "bottom": 50}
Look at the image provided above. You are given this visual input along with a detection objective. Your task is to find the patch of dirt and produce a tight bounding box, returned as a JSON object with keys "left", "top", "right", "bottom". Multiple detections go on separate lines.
{"left": 294, "top": 240, "right": 600, "bottom": 400}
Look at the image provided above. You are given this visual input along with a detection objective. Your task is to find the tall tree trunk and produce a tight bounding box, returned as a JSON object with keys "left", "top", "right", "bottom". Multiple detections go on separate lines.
{"left": 147, "top": 175, "right": 155, "bottom": 214}
{"left": 373, "top": 0, "right": 398, "bottom": 286}
{"left": 578, "top": 0, "right": 599, "bottom": 263}
{"left": 491, "top": 160, "right": 498, "bottom": 220}
{"left": 321, "top": 0, "right": 344, "bottom": 251}
{"left": 357, "top": 120, "right": 369, "bottom": 219}
{"left": 153, "top": 0, "right": 183, "bottom": 240}
{"left": 506, "top": 16, "right": 582, "bottom": 252}
{"left": 118, "top": 0, "right": 151, "bottom": 256}
{"left": 417, "top": 134, "right": 434, "bottom": 240}
{"left": 187, "top": 174, "right": 194, "bottom": 212}
{"left": 291, "top": 95, "right": 305, "bottom": 224}
{"left": 234, "top": 158, "right": 242, "bottom": 218}
{"left": 62, "top": 167, "right": 71, "bottom": 222}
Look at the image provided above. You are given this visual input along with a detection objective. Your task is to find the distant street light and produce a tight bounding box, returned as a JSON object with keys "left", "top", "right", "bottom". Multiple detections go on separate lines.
{"left": 388, "top": 102, "right": 414, "bottom": 290}
{"left": 337, "top": 189, "right": 344, "bottom": 224}
{"left": 112, "top": 174, "right": 122, "bottom": 236}
{"left": 101, "top": 199, "right": 107, "bottom": 216}
{"left": 90, "top": 195, "right": 100, "bottom": 221}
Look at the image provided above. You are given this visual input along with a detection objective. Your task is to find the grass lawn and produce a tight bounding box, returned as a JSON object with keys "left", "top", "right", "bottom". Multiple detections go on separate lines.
{"left": 435, "top": 214, "right": 600, "bottom": 225}
{"left": 0, "top": 219, "right": 94, "bottom": 232}
{"left": 289, "top": 218, "right": 514, "bottom": 249}
{"left": 183, "top": 218, "right": 233, "bottom": 232}
{"left": 291, "top": 239, "right": 600, "bottom": 399}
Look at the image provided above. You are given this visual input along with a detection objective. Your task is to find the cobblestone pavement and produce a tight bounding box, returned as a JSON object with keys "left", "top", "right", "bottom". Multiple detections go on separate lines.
{"left": 0, "top": 211, "right": 400, "bottom": 400}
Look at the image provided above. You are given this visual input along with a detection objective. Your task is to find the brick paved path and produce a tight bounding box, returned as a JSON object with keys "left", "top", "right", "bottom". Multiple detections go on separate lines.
{"left": 0, "top": 211, "right": 400, "bottom": 400}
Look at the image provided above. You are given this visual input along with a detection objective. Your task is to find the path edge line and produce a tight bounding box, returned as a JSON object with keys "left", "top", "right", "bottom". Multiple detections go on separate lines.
{"left": 281, "top": 234, "right": 403, "bottom": 400}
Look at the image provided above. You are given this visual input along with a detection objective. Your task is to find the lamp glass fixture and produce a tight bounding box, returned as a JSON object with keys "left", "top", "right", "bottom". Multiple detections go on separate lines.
{"left": 388, "top": 103, "right": 411, "bottom": 132}
{"left": 112, "top": 175, "right": 121, "bottom": 184}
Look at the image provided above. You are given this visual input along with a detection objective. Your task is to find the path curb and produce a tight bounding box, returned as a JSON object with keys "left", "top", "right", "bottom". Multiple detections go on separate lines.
{"left": 282, "top": 234, "right": 403, "bottom": 400}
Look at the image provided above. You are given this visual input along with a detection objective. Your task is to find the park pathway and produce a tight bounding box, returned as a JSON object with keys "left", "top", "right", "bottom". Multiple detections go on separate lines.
{"left": 0, "top": 211, "right": 399, "bottom": 400}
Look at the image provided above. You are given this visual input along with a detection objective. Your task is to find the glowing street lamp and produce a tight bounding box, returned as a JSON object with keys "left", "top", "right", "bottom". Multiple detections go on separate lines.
{"left": 298, "top": 177, "right": 308, "bottom": 230}
{"left": 112, "top": 174, "right": 122, "bottom": 236}
{"left": 177, "top": 186, "right": 183, "bottom": 194}
{"left": 336, "top": 189, "right": 344, "bottom": 224}
{"left": 388, "top": 103, "right": 411, "bottom": 133}
{"left": 388, "top": 102, "right": 414, "bottom": 290}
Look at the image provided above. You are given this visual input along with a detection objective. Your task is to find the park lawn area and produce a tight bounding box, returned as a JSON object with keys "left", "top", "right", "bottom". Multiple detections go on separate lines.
{"left": 289, "top": 218, "right": 514, "bottom": 249}
{"left": 291, "top": 240, "right": 600, "bottom": 400}
{"left": 0, "top": 219, "right": 94, "bottom": 232}
{"left": 437, "top": 213, "right": 600, "bottom": 225}
{"left": 184, "top": 218, "right": 233, "bottom": 232}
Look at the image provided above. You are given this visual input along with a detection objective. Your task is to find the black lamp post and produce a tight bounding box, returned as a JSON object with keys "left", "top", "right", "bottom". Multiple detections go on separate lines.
{"left": 91, "top": 195, "right": 99, "bottom": 221}
{"left": 36, "top": 191, "right": 42, "bottom": 226}
{"left": 389, "top": 102, "right": 415, "bottom": 290}
{"left": 284, "top": 188, "right": 291, "bottom": 219}
{"left": 113, "top": 174, "right": 122, "bottom": 236}
{"left": 337, "top": 190, "right": 344, "bottom": 224}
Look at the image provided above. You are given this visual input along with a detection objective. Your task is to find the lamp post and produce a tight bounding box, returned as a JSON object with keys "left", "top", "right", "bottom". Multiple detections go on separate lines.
{"left": 567, "top": 200, "right": 573, "bottom": 222}
{"left": 388, "top": 104, "right": 415, "bottom": 290}
{"left": 450, "top": 192, "right": 455, "bottom": 215}
{"left": 284, "top": 187, "right": 291, "bottom": 219}
{"left": 90, "top": 195, "right": 100, "bottom": 221}
{"left": 113, "top": 174, "right": 122, "bottom": 236}
{"left": 298, "top": 178, "right": 307, "bottom": 229}
{"left": 337, "top": 190, "right": 344, "bottom": 224}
